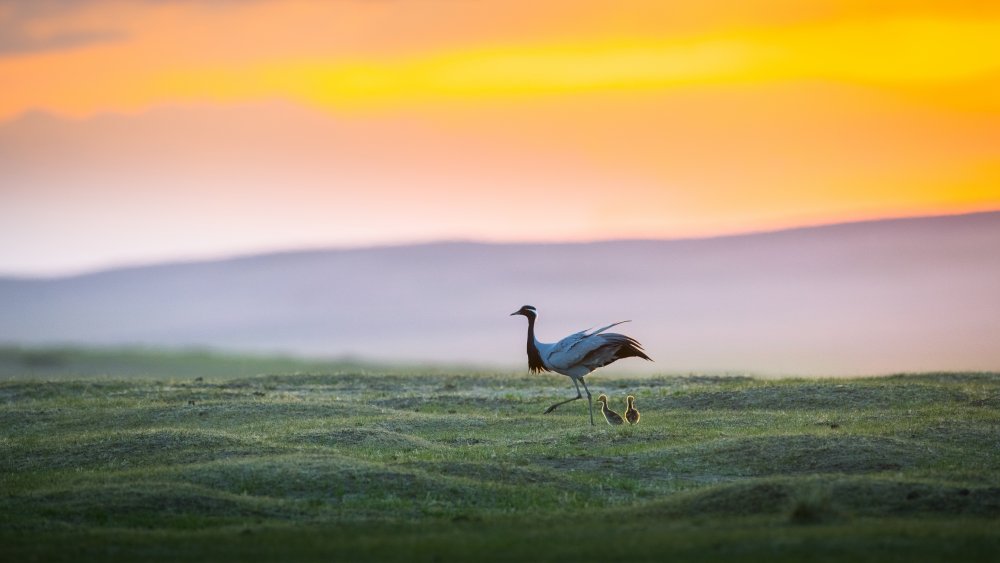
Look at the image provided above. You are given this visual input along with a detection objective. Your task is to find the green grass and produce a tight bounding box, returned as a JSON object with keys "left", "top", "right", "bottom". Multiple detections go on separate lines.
{"left": 1, "top": 349, "right": 998, "bottom": 561}
{"left": 0, "top": 346, "right": 415, "bottom": 380}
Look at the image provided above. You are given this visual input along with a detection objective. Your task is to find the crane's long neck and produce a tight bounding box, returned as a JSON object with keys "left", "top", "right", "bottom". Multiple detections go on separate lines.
{"left": 525, "top": 314, "right": 547, "bottom": 373}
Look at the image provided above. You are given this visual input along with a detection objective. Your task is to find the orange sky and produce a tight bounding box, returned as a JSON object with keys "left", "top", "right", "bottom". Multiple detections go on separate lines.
{"left": 1, "top": 0, "right": 999, "bottom": 274}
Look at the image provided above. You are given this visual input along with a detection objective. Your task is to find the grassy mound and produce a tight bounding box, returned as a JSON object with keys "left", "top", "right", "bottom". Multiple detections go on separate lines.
{"left": 1, "top": 350, "right": 998, "bottom": 561}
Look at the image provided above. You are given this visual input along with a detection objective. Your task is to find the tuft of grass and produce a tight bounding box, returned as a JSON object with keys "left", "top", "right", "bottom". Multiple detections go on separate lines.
{"left": 788, "top": 486, "right": 838, "bottom": 525}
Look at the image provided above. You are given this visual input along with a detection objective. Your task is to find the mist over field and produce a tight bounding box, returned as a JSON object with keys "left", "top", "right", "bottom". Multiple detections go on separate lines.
{"left": 2, "top": 211, "right": 998, "bottom": 376}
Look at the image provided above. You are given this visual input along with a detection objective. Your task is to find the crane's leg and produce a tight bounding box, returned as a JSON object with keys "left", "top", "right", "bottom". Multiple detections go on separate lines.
{"left": 578, "top": 378, "right": 595, "bottom": 426}
{"left": 543, "top": 379, "right": 583, "bottom": 414}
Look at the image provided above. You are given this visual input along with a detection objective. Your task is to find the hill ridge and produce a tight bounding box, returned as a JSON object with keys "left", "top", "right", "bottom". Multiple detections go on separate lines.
{"left": 1, "top": 210, "right": 998, "bottom": 375}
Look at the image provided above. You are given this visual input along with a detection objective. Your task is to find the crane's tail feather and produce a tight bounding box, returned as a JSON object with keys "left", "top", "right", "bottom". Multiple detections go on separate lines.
{"left": 615, "top": 337, "right": 652, "bottom": 362}
{"left": 582, "top": 334, "right": 653, "bottom": 367}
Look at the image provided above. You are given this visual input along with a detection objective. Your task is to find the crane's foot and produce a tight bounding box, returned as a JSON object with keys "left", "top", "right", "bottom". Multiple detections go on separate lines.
{"left": 543, "top": 392, "right": 583, "bottom": 415}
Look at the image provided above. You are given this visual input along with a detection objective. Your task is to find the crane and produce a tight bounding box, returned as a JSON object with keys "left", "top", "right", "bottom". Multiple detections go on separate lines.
{"left": 510, "top": 305, "right": 652, "bottom": 425}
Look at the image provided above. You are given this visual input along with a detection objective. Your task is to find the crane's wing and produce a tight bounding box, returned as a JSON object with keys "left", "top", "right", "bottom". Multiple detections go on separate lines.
{"left": 551, "top": 320, "right": 629, "bottom": 357}
{"left": 584, "top": 320, "right": 631, "bottom": 337}
{"left": 545, "top": 322, "right": 651, "bottom": 372}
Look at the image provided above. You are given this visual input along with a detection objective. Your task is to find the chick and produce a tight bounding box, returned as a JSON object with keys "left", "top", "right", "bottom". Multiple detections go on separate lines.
{"left": 596, "top": 394, "right": 625, "bottom": 426}
{"left": 624, "top": 395, "right": 640, "bottom": 425}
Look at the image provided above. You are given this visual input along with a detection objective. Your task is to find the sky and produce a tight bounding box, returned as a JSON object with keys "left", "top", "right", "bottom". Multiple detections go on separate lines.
{"left": 2, "top": 0, "right": 999, "bottom": 276}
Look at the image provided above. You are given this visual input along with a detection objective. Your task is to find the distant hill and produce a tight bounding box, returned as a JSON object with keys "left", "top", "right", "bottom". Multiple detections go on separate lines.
{"left": 2, "top": 211, "right": 999, "bottom": 375}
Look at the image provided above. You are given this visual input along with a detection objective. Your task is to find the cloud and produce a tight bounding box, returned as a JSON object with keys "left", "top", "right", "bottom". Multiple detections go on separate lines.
{"left": 0, "top": 28, "right": 124, "bottom": 55}
{"left": 0, "top": 0, "right": 124, "bottom": 55}
{"left": 0, "top": 0, "right": 265, "bottom": 55}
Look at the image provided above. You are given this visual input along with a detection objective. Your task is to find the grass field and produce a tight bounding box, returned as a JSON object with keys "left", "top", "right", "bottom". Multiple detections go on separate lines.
{"left": 1, "top": 348, "right": 998, "bottom": 562}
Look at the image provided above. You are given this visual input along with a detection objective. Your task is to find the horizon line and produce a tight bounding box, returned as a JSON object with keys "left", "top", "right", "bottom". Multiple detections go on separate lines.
{"left": 3, "top": 207, "right": 998, "bottom": 281}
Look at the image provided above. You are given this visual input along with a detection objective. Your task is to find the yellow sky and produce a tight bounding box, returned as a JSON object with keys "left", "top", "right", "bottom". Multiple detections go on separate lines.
{"left": 1, "top": 0, "right": 999, "bottom": 273}
{"left": 4, "top": 3, "right": 1000, "bottom": 118}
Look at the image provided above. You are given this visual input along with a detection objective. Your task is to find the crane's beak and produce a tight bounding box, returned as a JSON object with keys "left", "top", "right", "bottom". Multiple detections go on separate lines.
{"left": 510, "top": 311, "right": 520, "bottom": 316}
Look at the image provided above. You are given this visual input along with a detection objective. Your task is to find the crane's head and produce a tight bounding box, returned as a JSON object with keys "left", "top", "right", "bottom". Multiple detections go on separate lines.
{"left": 597, "top": 394, "right": 608, "bottom": 404}
{"left": 510, "top": 305, "right": 537, "bottom": 318}
{"left": 626, "top": 395, "right": 635, "bottom": 406}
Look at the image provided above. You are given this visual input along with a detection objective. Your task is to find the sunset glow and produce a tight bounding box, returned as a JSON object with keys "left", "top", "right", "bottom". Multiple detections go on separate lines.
{"left": 2, "top": 0, "right": 999, "bottom": 274}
